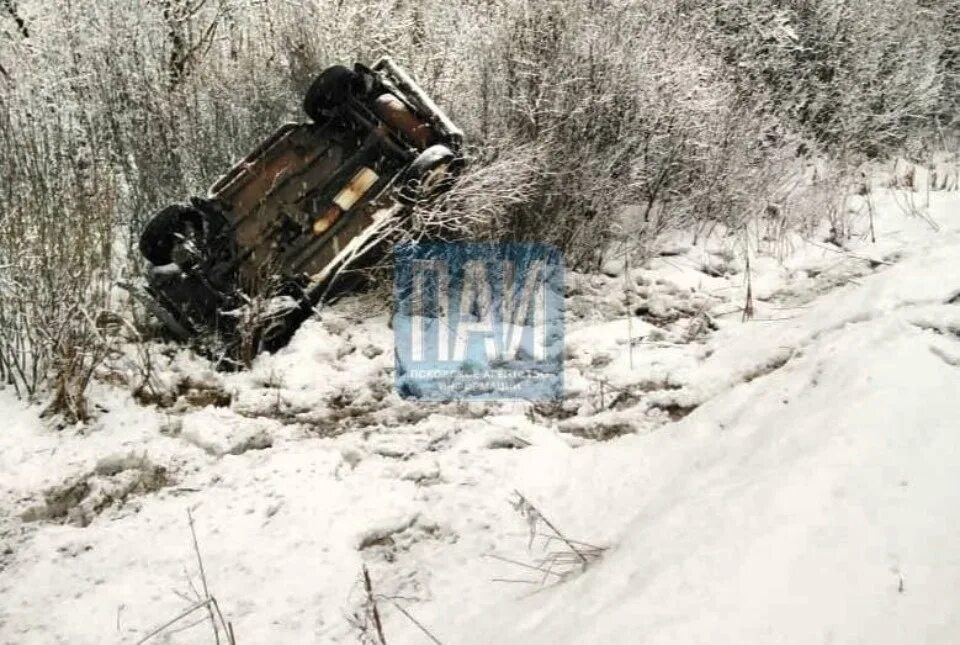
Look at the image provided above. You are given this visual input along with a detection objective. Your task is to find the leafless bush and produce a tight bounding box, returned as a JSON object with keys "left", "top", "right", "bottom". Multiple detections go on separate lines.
{"left": 0, "top": 97, "right": 118, "bottom": 421}
{"left": 427, "top": 145, "right": 545, "bottom": 236}
{"left": 687, "top": 0, "right": 946, "bottom": 156}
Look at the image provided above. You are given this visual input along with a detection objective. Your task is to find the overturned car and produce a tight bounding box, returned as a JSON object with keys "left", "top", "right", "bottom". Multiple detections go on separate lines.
{"left": 132, "top": 58, "right": 463, "bottom": 364}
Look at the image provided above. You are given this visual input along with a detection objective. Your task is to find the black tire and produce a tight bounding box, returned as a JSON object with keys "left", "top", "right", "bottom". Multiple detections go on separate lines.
{"left": 398, "top": 144, "right": 457, "bottom": 204}
{"left": 303, "top": 66, "right": 359, "bottom": 122}
{"left": 138, "top": 204, "right": 202, "bottom": 266}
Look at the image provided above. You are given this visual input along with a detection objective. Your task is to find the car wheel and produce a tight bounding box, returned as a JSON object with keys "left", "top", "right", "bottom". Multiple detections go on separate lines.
{"left": 303, "top": 66, "right": 359, "bottom": 122}
{"left": 138, "top": 204, "right": 202, "bottom": 266}
{"left": 398, "top": 144, "right": 457, "bottom": 204}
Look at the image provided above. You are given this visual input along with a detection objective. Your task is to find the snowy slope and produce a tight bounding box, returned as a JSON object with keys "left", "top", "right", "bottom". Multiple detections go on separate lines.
{"left": 458, "top": 237, "right": 960, "bottom": 645}
{"left": 1, "top": 187, "right": 959, "bottom": 644}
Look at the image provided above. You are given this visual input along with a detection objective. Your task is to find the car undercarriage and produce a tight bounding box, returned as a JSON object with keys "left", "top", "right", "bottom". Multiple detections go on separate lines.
{"left": 131, "top": 57, "right": 464, "bottom": 366}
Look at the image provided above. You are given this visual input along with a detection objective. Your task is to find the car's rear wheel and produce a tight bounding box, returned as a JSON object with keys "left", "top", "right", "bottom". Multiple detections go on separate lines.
{"left": 398, "top": 144, "right": 457, "bottom": 204}
{"left": 139, "top": 205, "right": 203, "bottom": 266}
{"left": 303, "top": 66, "right": 359, "bottom": 122}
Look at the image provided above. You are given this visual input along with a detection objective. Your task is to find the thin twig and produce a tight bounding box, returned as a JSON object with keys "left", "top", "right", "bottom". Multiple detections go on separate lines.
{"left": 165, "top": 613, "right": 213, "bottom": 637}
{"left": 209, "top": 597, "right": 236, "bottom": 645}
{"left": 742, "top": 241, "right": 754, "bottom": 322}
{"left": 136, "top": 599, "right": 211, "bottom": 645}
{"left": 362, "top": 565, "right": 388, "bottom": 645}
{"left": 521, "top": 532, "right": 606, "bottom": 550}
{"left": 188, "top": 509, "right": 221, "bottom": 645}
{"left": 514, "top": 491, "right": 589, "bottom": 565}
{"left": 383, "top": 598, "right": 445, "bottom": 645}
{"left": 805, "top": 239, "right": 894, "bottom": 265}
{"left": 484, "top": 553, "right": 565, "bottom": 577}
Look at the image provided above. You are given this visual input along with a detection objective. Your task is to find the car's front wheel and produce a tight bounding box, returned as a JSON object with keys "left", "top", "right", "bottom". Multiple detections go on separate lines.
{"left": 398, "top": 144, "right": 457, "bottom": 204}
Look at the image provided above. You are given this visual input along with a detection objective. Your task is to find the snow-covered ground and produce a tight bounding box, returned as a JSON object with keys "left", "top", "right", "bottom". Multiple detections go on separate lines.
{"left": 2, "top": 186, "right": 959, "bottom": 644}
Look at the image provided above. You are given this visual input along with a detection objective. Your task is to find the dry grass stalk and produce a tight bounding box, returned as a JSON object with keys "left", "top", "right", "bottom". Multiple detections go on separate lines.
{"left": 489, "top": 491, "right": 606, "bottom": 587}
{"left": 135, "top": 510, "right": 236, "bottom": 645}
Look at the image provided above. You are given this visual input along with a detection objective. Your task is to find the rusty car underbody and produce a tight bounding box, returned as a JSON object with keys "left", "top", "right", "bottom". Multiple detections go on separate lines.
{"left": 131, "top": 57, "right": 464, "bottom": 365}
